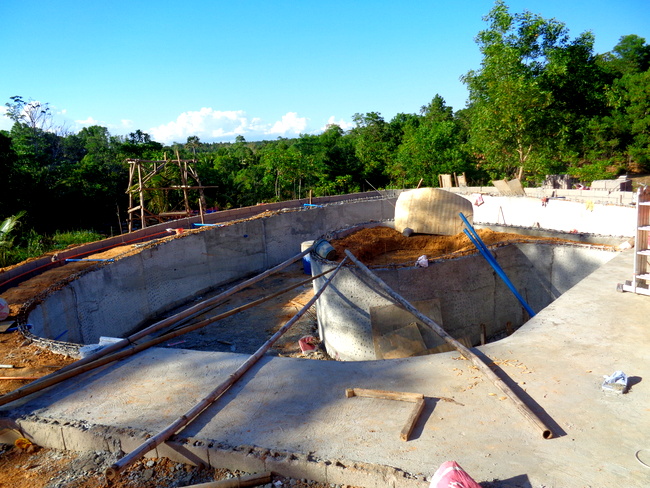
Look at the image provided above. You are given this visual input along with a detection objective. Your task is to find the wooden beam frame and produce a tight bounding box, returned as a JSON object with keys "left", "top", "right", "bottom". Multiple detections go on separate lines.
{"left": 345, "top": 388, "right": 425, "bottom": 441}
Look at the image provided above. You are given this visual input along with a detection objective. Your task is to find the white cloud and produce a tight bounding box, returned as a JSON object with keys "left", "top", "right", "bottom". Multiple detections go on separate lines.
{"left": 121, "top": 119, "right": 134, "bottom": 129}
{"left": 75, "top": 116, "right": 101, "bottom": 126}
{"left": 149, "top": 108, "right": 312, "bottom": 144}
{"left": 149, "top": 108, "right": 250, "bottom": 144}
{"left": 267, "top": 112, "right": 308, "bottom": 135}
{"left": 321, "top": 116, "right": 355, "bottom": 132}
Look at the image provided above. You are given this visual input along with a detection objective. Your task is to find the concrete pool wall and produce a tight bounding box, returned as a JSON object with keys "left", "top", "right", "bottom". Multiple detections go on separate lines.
{"left": 20, "top": 191, "right": 632, "bottom": 346}
{"left": 311, "top": 239, "right": 619, "bottom": 361}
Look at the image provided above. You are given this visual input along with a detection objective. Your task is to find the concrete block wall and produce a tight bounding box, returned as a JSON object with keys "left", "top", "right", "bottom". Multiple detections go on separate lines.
{"left": 460, "top": 193, "right": 636, "bottom": 236}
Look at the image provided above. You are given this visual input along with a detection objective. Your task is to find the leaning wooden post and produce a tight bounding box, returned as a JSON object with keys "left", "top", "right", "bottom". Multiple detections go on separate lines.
{"left": 105, "top": 256, "right": 349, "bottom": 480}
{"left": 0, "top": 247, "right": 314, "bottom": 408}
{"left": 344, "top": 249, "right": 553, "bottom": 439}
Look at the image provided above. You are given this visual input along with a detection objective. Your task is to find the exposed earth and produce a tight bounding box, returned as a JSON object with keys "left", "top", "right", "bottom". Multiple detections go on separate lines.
{"left": 0, "top": 226, "right": 611, "bottom": 487}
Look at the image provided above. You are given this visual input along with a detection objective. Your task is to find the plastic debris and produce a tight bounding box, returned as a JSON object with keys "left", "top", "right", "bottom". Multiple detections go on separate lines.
{"left": 430, "top": 461, "right": 481, "bottom": 488}
{"left": 415, "top": 255, "right": 429, "bottom": 268}
{"left": 298, "top": 335, "right": 318, "bottom": 353}
{"left": 602, "top": 370, "right": 628, "bottom": 394}
{"left": 15, "top": 437, "right": 35, "bottom": 452}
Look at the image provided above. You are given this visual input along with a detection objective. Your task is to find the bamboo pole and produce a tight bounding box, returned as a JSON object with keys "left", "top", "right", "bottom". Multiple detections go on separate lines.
{"left": 0, "top": 259, "right": 326, "bottom": 408}
{"left": 105, "top": 256, "right": 348, "bottom": 480}
{"left": 344, "top": 249, "right": 554, "bottom": 439}
{"left": 0, "top": 269, "right": 331, "bottom": 408}
{"left": 182, "top": 472, "right": 272, "bottom": 488}
{"left": 0, "top": 377, "right": 40, "bottom": 381}
{"left": 0, "top": 248, "right": 314, "bottom": 408}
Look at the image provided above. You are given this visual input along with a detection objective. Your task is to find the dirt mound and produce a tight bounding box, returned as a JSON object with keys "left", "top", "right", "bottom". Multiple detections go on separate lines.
{"left": 330, "top": 226, "right": 573, "bottom": 266}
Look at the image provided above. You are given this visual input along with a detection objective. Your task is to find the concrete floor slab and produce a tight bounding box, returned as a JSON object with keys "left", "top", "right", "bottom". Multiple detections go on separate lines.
{"left": 2, "top": 250, "right": 649, "bottom": 487}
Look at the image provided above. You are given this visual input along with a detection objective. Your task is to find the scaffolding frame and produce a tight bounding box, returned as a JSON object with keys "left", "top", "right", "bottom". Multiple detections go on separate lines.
{"left": 126, "top": 152, "right": 211, "bottom": 232}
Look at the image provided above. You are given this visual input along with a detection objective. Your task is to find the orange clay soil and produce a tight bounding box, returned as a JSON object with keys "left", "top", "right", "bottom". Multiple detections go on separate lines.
{"left": 329, "top": 226, "right": 588, "bottom": 266}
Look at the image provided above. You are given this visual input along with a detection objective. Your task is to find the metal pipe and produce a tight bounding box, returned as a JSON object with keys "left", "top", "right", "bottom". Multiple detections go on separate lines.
{"left": 459, "top": 213, "right": 536, "bottom": 318}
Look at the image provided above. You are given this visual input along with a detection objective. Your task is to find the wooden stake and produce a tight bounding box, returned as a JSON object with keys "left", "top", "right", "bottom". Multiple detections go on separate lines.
{"left": 105, "top": 257, "right": 349, "bottom": 480}
{"left": 344, "top": 249, "right": 554, "bottom": 439}
{"left": 401, "top": 398, "right": 425, "bottom": 441}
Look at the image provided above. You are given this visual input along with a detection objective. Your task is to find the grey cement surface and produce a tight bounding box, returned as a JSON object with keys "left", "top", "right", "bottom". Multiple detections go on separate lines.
{"left": 2, "top": 250, "right": 649, "bottom": 487}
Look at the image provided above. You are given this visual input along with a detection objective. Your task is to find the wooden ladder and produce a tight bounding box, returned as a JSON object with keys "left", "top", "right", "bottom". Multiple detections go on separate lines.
{"left": 619, "top": 186, "right": 650, "bottom": 295}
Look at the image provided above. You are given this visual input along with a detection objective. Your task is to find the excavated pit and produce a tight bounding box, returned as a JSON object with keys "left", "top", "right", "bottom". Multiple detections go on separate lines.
{"left": 311, "top": 224, "right": 620, "bottom": 361}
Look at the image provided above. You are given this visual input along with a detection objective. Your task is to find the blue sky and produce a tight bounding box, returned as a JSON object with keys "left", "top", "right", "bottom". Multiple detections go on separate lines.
{"left": 1, "top": 0, "right": 649, "bottom": 144}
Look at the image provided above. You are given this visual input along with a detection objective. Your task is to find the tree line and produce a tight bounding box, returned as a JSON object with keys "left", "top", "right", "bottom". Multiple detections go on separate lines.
{"left": 1, "top": 0, "right": 649, "bottom": 237}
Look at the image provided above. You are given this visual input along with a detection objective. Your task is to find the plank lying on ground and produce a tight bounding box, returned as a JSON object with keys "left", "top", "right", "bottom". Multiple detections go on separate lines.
{"left": 345, "top": 387, "right": 423, "bottom": 403}
{"left": 345, "top": 387, "right": 426, "bottom": 441}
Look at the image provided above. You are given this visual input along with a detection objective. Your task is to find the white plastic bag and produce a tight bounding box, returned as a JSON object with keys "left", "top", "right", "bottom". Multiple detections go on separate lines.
{"left": 602, "top": 370, "right": 628, "bottom": 394}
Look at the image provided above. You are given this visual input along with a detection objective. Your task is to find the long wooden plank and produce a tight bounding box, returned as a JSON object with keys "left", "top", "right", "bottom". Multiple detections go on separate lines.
{"left": 345, "top": 388, "right": 423, "bottom": 403}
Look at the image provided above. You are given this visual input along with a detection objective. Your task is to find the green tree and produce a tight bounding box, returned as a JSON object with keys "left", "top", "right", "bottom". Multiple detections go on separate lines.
{"left": 461, "top": 1, "right": 566, "bottom": 180}
{"left": 391, "top": 96, "right": 471, "bottom": 187}
{"left": 350, "top": 112, "right": 396, "bottom": 188}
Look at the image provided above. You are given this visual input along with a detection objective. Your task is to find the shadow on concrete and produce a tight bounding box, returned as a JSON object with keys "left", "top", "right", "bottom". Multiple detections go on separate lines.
{"left": 480, "top": 473, "right": 532, "bottom": 487}
{"left": 409, "top": 397, "right": 437, "bottom": 441}
{"left": 472, "top": 349, "right": 566, "bottom": 439}
{"left": 627, "top": 376, "right": 642, "bottom": 393}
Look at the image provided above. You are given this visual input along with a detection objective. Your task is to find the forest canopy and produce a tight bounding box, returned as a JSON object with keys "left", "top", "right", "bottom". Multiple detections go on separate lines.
{"left": 2, "top": 1, "right": 649, "bottom": 236}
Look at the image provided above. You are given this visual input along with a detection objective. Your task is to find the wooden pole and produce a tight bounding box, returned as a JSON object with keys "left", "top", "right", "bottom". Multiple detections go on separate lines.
{"left": 0, "top": 269, "right": 331, "bottom": 408}
{"left": 182, "top": 472, "right": 272, "bottom": 488}
{"left": 344, "top": 249, "right": 553, "bottom": 439}
{"left": 0, "top": 247, "right": 314, "bottom": 408}
{"left": 105, "top": 257, "right": 349, "bottom": 480}
{"left": 138, "top": 162, "right": 146, "bottom": 229}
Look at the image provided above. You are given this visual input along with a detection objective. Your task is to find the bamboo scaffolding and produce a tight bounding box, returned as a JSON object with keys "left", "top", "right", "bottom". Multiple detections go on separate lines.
{"left": 344, "top": 249, "right": 554, "bottom": 439}
{"left": 105, "top": 256, "right": 349, "bottom": 480}
{"left": 0, "top": 248, "right": 313, "bottom": 408}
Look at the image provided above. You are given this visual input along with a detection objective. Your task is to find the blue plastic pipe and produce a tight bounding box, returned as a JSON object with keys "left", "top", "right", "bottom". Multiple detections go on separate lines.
{"left": 459, "top": 213, "right": 536, "bottom": 318}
